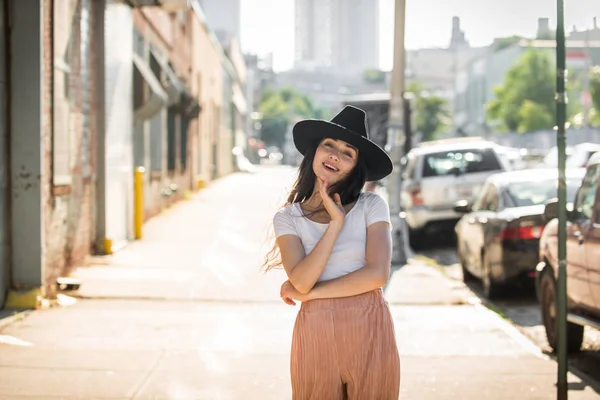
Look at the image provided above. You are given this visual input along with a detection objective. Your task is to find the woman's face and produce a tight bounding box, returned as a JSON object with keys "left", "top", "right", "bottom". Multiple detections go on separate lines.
{"left": 312, "top": 138, "right": 358, "bottom": 185}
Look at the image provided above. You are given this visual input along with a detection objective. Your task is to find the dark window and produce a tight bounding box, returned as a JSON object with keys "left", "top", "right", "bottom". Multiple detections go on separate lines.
{"left": 181, "top": 117, "right": 189, "bottom": 170}
{"left": 149, "top": 54, "right": 163, "bottom": 172}
{"left": 574, "top": 166, "right": 599, "bottom": 221}
{"left": 504, "top": 178, "right": 581, "bottom": 208}
{"left": 422, "top": 148, "right": 502, "bottom": 178}
{"left": 167, "top": 108, "right": 177, "bottom": 172}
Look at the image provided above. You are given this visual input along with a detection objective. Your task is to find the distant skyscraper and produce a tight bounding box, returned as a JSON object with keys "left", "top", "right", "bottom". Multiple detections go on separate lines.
{"left": 199, "top": 0, "right": 241, "bottom": 45}
{"left": 294, "top": 0, "right": 379, "bottom": 72}
{"left": 449, "top": 16, "right": 469, "bottom": 49}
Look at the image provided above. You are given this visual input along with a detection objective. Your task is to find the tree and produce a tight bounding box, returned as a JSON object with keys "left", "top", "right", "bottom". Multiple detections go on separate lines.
{"left": 363, "top": 69, "right": 386, "bottom": 84}
{"left": 406, "top": 82, "right": 450, "bottom": 142}
{"left": 258, "top": 87, "right": 326, "bottom": 148}
{"left": 518, "top": 100, "right": 554, "bottom": 133}
{"left": 416, "top": 96, "right": 450, "bottom": 141}
{"left": 486, "top": 48, "right": 556, "bottom": 133}
{"left": 490, "top": 36, "right": 523, "bottom": 53}
{"left": 591, "top": 66, "right": 600, "bottom": 124}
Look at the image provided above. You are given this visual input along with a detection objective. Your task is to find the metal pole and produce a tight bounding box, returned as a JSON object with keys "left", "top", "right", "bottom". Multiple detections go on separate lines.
{"left": 387, "top": 0, "right": 407, "bottom": 265}
{"left": 555, "top": 0, "right": 568, "bottom": 398}
{"left": 94, "top": 0, "right": 107, "bottom": 253}
{"left": 582, "top": 26, "right": 591, "bottom": 141}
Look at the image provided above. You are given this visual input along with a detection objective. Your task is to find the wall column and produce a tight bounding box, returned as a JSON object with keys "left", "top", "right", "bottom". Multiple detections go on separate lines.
{"left": 8, "top": 0, "right": 45, "bottom": 300}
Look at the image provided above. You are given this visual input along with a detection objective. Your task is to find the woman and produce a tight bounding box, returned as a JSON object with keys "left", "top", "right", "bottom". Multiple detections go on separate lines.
{"left": 263, "top": 106, "right": 400, "bottom": 399}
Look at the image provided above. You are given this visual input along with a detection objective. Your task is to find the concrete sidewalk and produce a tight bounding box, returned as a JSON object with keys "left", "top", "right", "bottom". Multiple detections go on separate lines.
{"left": 1, "top": 264, "right": 597, "bottom": 399}
{"left": 386, "top": 262, "right": 600, "bottom": 399}
{"left": 0, "top": 168, "right": 598, "bottom": 399}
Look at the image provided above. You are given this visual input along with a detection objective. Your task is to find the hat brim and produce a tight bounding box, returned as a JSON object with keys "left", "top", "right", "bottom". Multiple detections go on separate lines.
{"left": 293, "top": 119, "right": 393, "bottom": 181}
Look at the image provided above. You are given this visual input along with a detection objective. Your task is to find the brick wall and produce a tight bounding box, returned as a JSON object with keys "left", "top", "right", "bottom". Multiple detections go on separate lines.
{"left": 134, "top": 9, "right": 208, "bottom": 219}
{"left": 43, "top": 0, "right": 97, "bottom": 298}
{"left": 190, "top": 14, "right": 223, "bottom": 185}
{"left": 170, "top": 11, "right": 191, "bottom": 83}
{"left": 41, "top": 0, "right": 53, "bottom": 298}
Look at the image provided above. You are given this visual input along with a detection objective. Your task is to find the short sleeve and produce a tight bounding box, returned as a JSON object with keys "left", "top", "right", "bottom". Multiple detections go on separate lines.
{"left": 365, "top": 193, "right": 391, "bottom": 227}
{"left": 273, "top": 208, "right": 299, "bottom": 238}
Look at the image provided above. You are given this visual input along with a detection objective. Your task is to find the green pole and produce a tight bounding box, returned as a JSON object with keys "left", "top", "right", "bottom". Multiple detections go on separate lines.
{"left": 555, "top": 0, "right": 568, "bottom": 398}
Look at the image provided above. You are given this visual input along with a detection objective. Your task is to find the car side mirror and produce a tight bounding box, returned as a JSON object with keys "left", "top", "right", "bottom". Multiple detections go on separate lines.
{"left": 544, "top": 198, "right": 576, "bottom": 222}
{"left": 454, "top": 199, "right": 471, "bottom": 214}
{"left": 543, "top": 199, "right": 559, "bottom": 222}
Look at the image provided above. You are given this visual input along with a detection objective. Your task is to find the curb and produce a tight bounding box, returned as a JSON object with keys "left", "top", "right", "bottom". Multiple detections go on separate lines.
{"left": 0, "top": 310, "right": 32, "bottom": 331}
{"left": 420, "top": 253, "right": 600, "bottom": 391}
{"left": 411, "top": 254, "right": 463, "bottom": 280}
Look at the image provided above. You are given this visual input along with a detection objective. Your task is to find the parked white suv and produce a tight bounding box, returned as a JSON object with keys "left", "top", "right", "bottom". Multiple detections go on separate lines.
{"left": 400, "top": 138, "right": 511, "bottom": 242}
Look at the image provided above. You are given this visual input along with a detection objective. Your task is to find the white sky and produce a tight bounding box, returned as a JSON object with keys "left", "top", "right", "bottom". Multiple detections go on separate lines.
{"left": 240, "top": 0, "right": 598, "bottom": 71}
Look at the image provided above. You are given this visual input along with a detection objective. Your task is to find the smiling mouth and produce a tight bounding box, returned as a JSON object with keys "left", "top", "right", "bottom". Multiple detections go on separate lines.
{"left": 323, "top": 162, "right": 339, "bottom": 172}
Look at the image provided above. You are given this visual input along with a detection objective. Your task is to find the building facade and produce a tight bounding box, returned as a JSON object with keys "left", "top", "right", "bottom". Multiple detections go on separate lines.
{"left": 454, "top": 39, "right": 600, "bottom": 135}
{"left": 0, "top": 0, "right": 245, "bottom": 310}
{"left": 198, "top": 0, "right": 241, "bottom": 46}
{"left": 294, "top": 0, "right": 378, "bottom": 73}
{"left": 0, "top": 0, "right": 105, "bottom": 307}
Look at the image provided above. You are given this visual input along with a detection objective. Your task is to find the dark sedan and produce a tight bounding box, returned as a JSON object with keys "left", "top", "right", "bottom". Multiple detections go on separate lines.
{"left": 454, "top": 168, "right": 585, "bottom": 299}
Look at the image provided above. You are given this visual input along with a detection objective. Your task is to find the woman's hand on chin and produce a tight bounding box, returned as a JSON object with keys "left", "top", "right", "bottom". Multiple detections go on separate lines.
{"left": 318, "top": 178, "right": 345, "bottom": 225}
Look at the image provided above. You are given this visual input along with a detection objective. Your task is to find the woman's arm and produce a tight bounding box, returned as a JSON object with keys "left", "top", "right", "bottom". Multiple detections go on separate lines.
{"left": 305, "top": 221, "right": 392, "bottom": 300}
{"left": 277, "top": 220, "right": 343, "bottom": 294}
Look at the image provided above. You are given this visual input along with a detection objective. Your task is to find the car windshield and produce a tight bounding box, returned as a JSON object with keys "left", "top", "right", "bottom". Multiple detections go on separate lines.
{"left": 504, "top": 178, "right": 581, "bottom": 207}
{"left": 422, "top": 148, "right": 502, "bottom": 178}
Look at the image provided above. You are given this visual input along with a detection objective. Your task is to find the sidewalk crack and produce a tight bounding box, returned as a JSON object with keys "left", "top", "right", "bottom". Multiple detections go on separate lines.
{"left": 130, "top": 349, "right": 166, "bottom": 399}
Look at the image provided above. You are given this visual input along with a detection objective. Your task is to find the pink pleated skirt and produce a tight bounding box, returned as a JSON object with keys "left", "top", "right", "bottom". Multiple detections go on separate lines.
{"left": 291, "top": 289, "right": 401, "bottom": 400}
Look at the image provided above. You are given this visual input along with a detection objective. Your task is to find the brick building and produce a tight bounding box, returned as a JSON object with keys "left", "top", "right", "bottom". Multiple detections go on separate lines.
{"left": 0, "top": 0, "right": 247, "bottom": 309}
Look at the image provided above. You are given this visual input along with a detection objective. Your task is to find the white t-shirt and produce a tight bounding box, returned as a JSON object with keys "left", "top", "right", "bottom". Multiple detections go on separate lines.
{"left": 272, "top": 192, "right": 391, "bottom": 282}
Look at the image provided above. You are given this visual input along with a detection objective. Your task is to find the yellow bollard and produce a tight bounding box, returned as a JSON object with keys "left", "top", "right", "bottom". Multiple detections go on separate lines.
{"left": 134, "top": 166, "right": 145, "bottom": 239}
{"left": 104, "top": 238, "right": 113, "bottom": 255}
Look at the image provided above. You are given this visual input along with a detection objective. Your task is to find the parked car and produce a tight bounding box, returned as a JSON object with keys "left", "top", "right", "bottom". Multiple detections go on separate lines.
{"left": 400, "top": 138, "right": 511, "bottom": 243}
{"left": 455, "top": 168, "right": 585, "bottom": 299}
{"left": 495, "top": 146, "right": 527, "bottom": 170}
{"left": 536, "top": 153, "right": 600, "bottom": 353}
{"left": 542, "top": 142, "right": 600, "bottom": 169}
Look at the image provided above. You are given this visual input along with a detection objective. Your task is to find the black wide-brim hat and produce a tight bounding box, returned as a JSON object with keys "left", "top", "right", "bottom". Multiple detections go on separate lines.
{"left": 292, "top": 105, "right": 393, "bottom": 181}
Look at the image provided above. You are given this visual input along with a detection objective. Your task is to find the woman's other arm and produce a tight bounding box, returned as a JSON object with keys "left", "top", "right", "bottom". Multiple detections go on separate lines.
{"left": 277, "top": 219, "right": 343, "bottom": 294}
{"left": 306, "top": 221, "right": 391, "bottom": 299}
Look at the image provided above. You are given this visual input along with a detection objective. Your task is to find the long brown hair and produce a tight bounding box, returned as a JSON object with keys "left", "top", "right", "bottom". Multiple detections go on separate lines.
{"left": 261, "top": 139, "right": 368, "bottom": 272}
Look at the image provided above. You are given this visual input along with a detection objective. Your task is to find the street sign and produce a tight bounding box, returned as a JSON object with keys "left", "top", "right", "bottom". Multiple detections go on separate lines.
{"left": 566, "top": 50, "right": 590, "bottom": 69}
{"left": 581, "top": 91, "right": 592, "bottom": 106}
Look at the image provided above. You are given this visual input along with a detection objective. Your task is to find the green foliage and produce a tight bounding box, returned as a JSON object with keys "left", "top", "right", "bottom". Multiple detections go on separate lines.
{"left": 490, "top": 36, "right": 523, "bottom": 52}
{"left": 566, "top": 78, "right": 582, "bottom": 122}
{"left": 363, "top": 69, "right": 386, "bottom": 84}
{"left": 590, "top": 108, "right": 600, "bottom": 126}
{"left": 486, "top": 48, "right": 556, "bottom": 133}
{"left": 258, "top": 87, "right": 326, "bottom": 148}
{"left": 591, "top": 66, "right": 600, "bottom": 120}
{"left": 517, "top": 100, "right": 553, "bottom": 133}
{"left": 406, "top": 82, "right": 450, "bottom": 142}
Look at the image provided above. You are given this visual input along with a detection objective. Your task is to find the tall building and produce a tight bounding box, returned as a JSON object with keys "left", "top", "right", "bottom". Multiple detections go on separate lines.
{"left": 449, "top": 16, "right": 470, "bottom": 49}
{"left": 568, "top": 17, "right": 600, "bottom": 41}
{"left": 294, "top": 0, "right": 379, "bottom": 73}
{"left": 199, "top": 0, "right": 241, "bottom": 45}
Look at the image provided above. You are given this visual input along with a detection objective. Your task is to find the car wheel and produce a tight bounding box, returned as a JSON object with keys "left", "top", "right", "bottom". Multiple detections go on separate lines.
{"left": 408, "top": 228, "right": 424, "bottom": 250}
{"left": 458, "top": 245, "right": 476, "bottom": 282}
{"left": 482, "top": 252, "right": 502, "bottom": 299}
{"left": 540, "top": 271, "right": 584, "bottom": 353}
